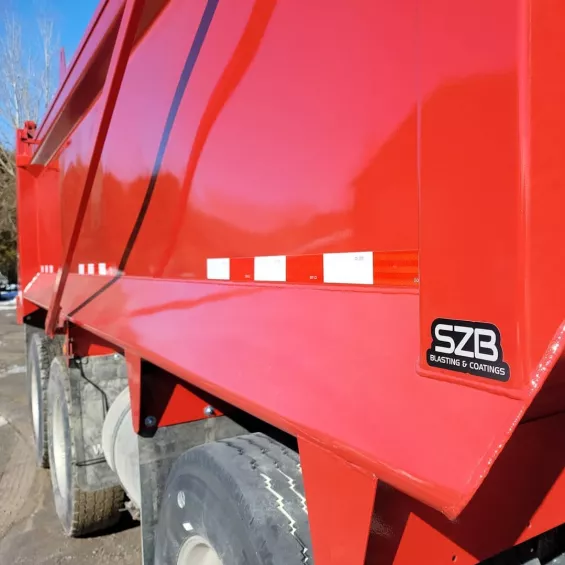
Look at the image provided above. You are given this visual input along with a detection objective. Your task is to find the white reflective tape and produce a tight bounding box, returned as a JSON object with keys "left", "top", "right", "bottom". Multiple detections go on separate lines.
{"left": 323, "top": 252, "right": 374, "bottom": 285}
{"left": 207, "top": 258, "right": 230, "bottom": 280}
{"left": 87, "top": 263, "right": 95, "bottom": 275}
{"left": 254, "top": 255, "right": 286, "bottom": 282}
{"left": 48, "top": 265, "right": 54, "bottom": 274}
{"left": 40, "top": 265, "right": 45, "bottom": 273}
{"left": 98, "top": 263, "right": 107, "bottom": 275}
{"left": 78, "top": 264, "right": 85, "bottom": 275}
{"left": 24, "top": 273, "right": 40, "bottom": 293}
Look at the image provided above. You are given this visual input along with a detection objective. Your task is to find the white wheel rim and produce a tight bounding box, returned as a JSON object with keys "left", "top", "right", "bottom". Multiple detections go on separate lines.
{"left": 30, "top": 363, "right": 40, "bottom": 441}
{"left": 177, "top": 534, "right": 222, "bottom": 565}
{"left": 52, "top": 394, "right": 69, "bottom": 496}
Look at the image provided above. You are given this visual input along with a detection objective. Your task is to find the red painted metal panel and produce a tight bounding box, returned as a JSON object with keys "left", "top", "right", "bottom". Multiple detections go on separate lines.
{"left": 15, "top": 129, "right": 41, "bottom": 322}
{"left": 522, "top": 0, "right": 565, "bottom": 420}
{"left": 16, "top": 132, "right": 38, "bottom": 287}
{"left": 34, "top": 167, "right": 62, "bottom": 276}
{"left": 24, "top": 275, "right": 528, "bottom": 518}
{"left": 135, "top": 365, "right": 219, "bottom": 430}
{"left": 67, "top": 325, "right": 119, "bottom": 357}
{"left": 18, "top": 0, "right": 565, "bottom": 560}
{"left": 418, "top": 0, "right": 525, "bottom": 394}
{"left": 300, "top": 438, "right": 377, "bottom": 565}
{"left": 366, "top": 411, "right": 565, "bottom": 565}
{"left": 45, "top": 0, "right": 146, "bottom": 336}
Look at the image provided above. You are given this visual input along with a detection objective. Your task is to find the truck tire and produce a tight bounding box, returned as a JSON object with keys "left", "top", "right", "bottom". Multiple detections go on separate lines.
{"left": 27, "top": 332, "right": 62, "bottom": 468}
{"left": 154, "top": 433, "right": 312, "bottom": 565}
{"left": 47, "top": 357, "right": 123, "bottom": 536}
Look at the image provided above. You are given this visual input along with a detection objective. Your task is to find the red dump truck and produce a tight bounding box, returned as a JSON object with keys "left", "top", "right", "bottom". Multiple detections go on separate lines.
{"left": 14, "top": 0, "right": 565, "bottom": 564}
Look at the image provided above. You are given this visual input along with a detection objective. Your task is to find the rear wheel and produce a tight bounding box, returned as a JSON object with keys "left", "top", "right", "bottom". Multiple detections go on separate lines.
{"left": 154, "top": 433, "right": 312, "bottom": 565}
{"left": 47, "top": 357, "right": 124, "bottom": 536}
{"left": 27, "top": 332, "right": 61, "bottom": 468}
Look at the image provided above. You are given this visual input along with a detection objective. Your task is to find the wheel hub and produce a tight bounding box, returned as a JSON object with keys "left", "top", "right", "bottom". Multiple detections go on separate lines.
{"left": 177, "top": 534, "right": 223, "bottom": 565}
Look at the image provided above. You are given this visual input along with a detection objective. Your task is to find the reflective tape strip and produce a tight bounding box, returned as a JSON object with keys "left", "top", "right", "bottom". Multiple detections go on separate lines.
{"left": 323, "top": 252, "right": 373, "bottom": 285}
{"left": 37, "top": 264, "right": 116, "bottom": 276}
{"left": 207, "top": 258, "right": 230, "bottom": 280}
{"left": 38, "top": 252, "right": 418, "bottom": 287}
{"left": 254, "top": 256, "right": 286, "bottom": 282}
{"left": 206, "top": 251, "right": 418, "bottom": 287}
{"left": 77, "top": 263, "right": 116, "bottom": 275}
{"left": 24, "top": 273, "right": 40, "bottom": 293}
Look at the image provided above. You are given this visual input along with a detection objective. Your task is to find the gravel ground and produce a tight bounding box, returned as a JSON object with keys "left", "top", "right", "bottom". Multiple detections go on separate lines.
{"left": 0, "top": 303, "right": 141, "bottom": 565}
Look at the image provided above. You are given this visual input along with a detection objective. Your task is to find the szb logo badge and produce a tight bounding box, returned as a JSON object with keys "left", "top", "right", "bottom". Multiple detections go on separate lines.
{"left": 426, "top": 318, "right": 510, "bottom": 381}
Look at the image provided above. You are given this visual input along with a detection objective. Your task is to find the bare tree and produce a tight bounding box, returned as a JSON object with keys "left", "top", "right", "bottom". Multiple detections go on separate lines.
{"left": 0, "top": 143, "right": 17, "bottom": 282}
{"left": 0, "top": 10, "right": 56, "bottom": 137}
{"left": 0, "top": 6, "right": 58, "bottom": 281}
{"left": 38, "top": 14, "right": 55, "bottom": 115}
{"left": 0, "top": 144, "right": 14, "bottom": 181}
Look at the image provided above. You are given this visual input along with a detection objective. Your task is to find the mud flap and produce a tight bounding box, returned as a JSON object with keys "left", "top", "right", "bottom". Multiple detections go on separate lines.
{"left": 67, "top": 355, "right": 128, "bottom": 491}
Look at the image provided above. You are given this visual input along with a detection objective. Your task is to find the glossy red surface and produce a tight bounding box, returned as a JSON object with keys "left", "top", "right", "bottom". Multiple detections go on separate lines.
{"left": 67, "top": 324, "right": 118, "bottom": 358}
{"left": 17, "top": 0, "right": 565, "bottom": 562}
{"left": 24, "top": 272, "right": 560, "bottom": 520}
{"left": 300, "top": 437, "right": 377, "bottom": 565}
{"left": 15, "top": 129, "right": 39, "bottom": 323}
{"left": 16, "top": 124, "right": 61, "bottom": 322}
{"left": 45, "top": 0, "right": 145, "bottom": 337}
{"left": 365, "top": 411, "right": 565, "bottom": 565}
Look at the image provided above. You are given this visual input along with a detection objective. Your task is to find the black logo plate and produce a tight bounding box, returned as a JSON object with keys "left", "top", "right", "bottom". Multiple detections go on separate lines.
{"left": 427, "top": 318, "right": 510, "bottom": 382}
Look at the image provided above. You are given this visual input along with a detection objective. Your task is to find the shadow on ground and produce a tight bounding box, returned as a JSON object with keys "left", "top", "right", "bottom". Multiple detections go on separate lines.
{"left": 0, "top": 306, "right": 141, "bottom": 565}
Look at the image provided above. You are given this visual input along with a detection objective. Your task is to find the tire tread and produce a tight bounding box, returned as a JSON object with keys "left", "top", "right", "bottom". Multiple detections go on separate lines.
{"left": 71, "top": 485, "right": 123, "bottom": 536}
{"left": 47, "top": 356, "right": 123, "bottom": 537}
{"left": 29, "top": 333, "right": 63, "bottom": 468}
{"left": 215, "top": 433, "right": 311, "bottom": 563}
{"left": 156, "top": 432, "right": 312, "bottom": 565}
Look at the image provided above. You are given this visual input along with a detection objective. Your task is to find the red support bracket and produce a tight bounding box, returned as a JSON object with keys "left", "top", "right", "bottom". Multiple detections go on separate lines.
{"left": 44, "top": 0, "right": 145, "bottom": 337}
{"left": 15, "top": 122, "right": 43, "bottom": 175}
{"left": 65, "top": 325, "right": 120, "bottom": 359}
{"left": 125, "top": 350, "right": 221, "bottom": 435}
{"left": 299, "top": 438, "right": 378, "bottom": 565}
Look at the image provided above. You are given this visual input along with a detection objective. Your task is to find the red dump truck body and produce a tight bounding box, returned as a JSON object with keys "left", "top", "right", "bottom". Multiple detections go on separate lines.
{"left": 15, "top": 1, "right": 565, "bottom": 563}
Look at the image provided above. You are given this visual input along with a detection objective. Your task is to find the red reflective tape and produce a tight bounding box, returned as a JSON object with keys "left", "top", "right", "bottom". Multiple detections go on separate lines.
{"left": 286, "top": 254, "right": 324, "bottom": 284}
{"left": 373, "top": 251, "right": 418, "bottom": 288}
{"left": 230, "top": 257, "right": 254, "bottom": 282}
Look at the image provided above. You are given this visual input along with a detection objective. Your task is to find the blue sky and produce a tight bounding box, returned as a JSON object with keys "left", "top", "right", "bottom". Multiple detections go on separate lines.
{"left": 0, "top": 0, "right": 99, "bottom": 135}
{"left": 9, "top": 0, "right": 99, "bottom": 62}
{"left": 0, "top": 0, "right": 100, "bottom": 138}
